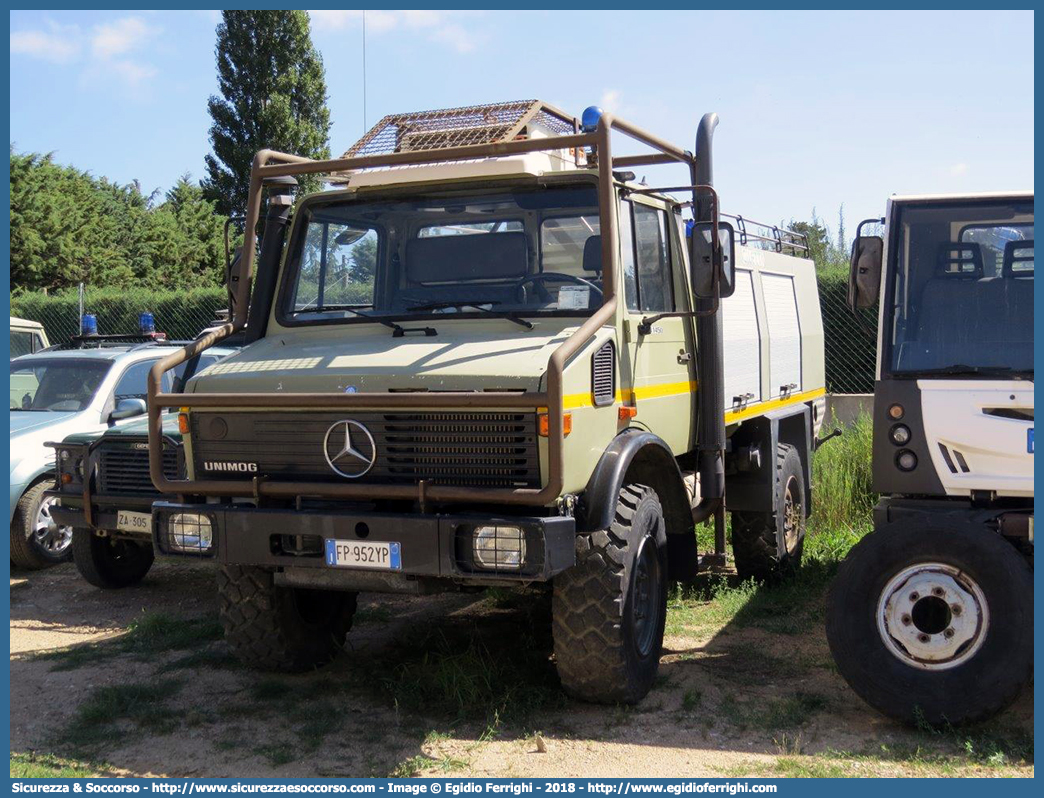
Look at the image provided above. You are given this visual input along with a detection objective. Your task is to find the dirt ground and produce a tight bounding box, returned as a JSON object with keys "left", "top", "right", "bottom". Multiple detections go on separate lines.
{"left": 10, "top": 560, "right": 1034, "bottom": 779}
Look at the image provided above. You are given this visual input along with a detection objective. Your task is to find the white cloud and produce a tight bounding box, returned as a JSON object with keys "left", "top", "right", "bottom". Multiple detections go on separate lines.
{"left": 91, "top": 16, "right": 158, "bottom": 59}
{"left": 10, "top": 20, "right": 82, "bottom": 64}
{"left": 308, "top": 10, "right": 480, "bottom": 53}
{"left": 11, "top": 15, "right": 161, "bottom": 93}
{"left": 949, "top": 163, "right": 969, "bottom": 177}
{"left": 107, "top": 58, "right": 158, "bottom": 86}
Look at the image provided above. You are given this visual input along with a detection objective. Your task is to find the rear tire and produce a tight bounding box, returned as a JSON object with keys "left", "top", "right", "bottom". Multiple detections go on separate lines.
{"left": 553, "top": 483, "right": 668, "bottom": 704}
{"left": 11, "top": 482, "right": 73, "bottom": 570}
{"left": 826, "top": 518, "right": 1032, "bottom": 726}
{"left": 731, "top": 443, "right": 805, "bottom": 580}
{"left": 72, "top": 529, "right": 154, "bottom": 589}
{"left": 218, "top": 564, "right": 357, "bottom": 672}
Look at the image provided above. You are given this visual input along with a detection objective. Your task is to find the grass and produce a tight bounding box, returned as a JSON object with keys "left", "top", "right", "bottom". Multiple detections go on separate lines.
{"left": 35, "top": 612, "right": 223, "bottom": 671}
{"left": 353, "top": 591, "right": 563, "bottom": 728}
{"left": 354, "top": 605, "right": 395, "bottom": 625}
{"left": 59, "top": 679, "right": 183, "bottom": 754}
{"left": 807, "top": 412, "right": 874, "bottom": 543}
{"left": 11, "top": 751, "right": 113, "bottom": 777}
{"left": 716, "top": 690, "right": 828, "bottom": 732}
{"left": 390, "top": 753, "right": 469, "bottom": 778}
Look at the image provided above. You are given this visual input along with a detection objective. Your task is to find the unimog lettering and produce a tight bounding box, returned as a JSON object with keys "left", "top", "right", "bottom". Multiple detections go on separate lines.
{"left": 146, "top": 100, "right": 826, "bottom": 704}
{"left": 202, "top": 461, "right": 258, "bottom": 473}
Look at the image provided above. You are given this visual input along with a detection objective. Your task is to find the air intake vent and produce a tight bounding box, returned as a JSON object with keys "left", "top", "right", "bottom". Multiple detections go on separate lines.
{"left": 592, "top": 341, "right": 616, "bottom": 407}
{"left": 938, "top": 443, "right": 970, "bottom": 474}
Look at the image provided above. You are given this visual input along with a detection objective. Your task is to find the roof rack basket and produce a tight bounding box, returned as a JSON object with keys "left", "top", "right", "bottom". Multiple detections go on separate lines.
{"left": 343, "top": 100, "right": 579, "bottom": 159}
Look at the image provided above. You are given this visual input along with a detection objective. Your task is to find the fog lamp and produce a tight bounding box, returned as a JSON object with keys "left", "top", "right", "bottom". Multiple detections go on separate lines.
{"left": 890, "top": 424, "right": 912, "bottom": 445}
{"left": 168, "top": 513, "right": 214, "bottom": 553}
{"left": 896, "top": 450, "right": 918, "bottom": 472}
{"left": 473, "top": 525, "right": 526, "bottom": 570}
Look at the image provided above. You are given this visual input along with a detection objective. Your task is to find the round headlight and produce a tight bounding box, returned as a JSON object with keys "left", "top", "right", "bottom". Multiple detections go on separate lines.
{"left": 896, "top": 450, "right": 918, "bottom": 472}
{"left": 472, "top": 525, "right": 526, "bottom": 570}
{"left": 888, "top": 403, "right": 905, "bottom": 420}
{"left": 890, "top": 424, "right": 912, "bottom": 446}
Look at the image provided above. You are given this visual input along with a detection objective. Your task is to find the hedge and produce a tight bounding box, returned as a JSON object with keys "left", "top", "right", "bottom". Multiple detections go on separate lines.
{"left": 11, "top": 286, "right": 228, "bottom": 344}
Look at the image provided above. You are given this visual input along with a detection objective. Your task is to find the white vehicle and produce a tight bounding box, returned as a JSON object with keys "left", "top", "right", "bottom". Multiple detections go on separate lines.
{"left": 10, "top": 317, "right": 49, "bottom": 359}
{"left": 827, "top": 192, "right": 1033, "bottom": 724}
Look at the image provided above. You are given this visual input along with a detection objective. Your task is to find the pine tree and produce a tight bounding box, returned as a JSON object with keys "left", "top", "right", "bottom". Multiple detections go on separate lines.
{"left": 202, "top": 10, "right": 331, "bottom": 216}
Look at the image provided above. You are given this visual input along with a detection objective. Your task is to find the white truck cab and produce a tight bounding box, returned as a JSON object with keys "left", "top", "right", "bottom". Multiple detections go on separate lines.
{"left": 827, "top": 192, "right": 1033, "bottom": 726}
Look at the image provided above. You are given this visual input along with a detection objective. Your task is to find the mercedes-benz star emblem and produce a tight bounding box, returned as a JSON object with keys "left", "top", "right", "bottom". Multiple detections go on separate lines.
{"left": 323, "top": 420, "right": 377, "bottom": 479}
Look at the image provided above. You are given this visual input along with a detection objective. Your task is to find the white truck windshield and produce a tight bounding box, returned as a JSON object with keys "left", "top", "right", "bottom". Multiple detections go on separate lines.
{"left": 279, "top": 185, "right": 604, "bottom": 326}
{"left": 887, "top": 199, "right": 1033, "bottom": 376}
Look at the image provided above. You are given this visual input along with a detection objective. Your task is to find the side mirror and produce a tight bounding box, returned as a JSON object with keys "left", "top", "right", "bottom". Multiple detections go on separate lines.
{"left": 848, "top": 235, "right": 883, "bottom": 310}
{"left": 110, "top": 397, "right": 147, "bottom": 422}
{"left": 690, "top": 221, "right": 736, "bottom": 299}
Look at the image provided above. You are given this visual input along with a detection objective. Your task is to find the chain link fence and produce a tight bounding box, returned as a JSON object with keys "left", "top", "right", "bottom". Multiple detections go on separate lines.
{"left": 13, "top": 265, "right": 879, "bottom": 394}
{"left": 11, "top": 285, "right": 227, "bottom": 345}
{"left": 818, "top": 271, "right": 878, "bottom": 394}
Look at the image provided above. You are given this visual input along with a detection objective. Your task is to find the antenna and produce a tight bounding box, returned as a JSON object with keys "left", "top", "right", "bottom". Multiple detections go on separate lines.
{"left": 362, "top": 10, "right": 367, "bottom": 134}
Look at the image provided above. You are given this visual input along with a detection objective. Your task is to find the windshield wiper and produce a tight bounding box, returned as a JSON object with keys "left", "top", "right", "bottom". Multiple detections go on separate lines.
{"left": 329, "top": 306, "right": 436, "bottom": 337}
{"left": 408, "top": 300, "right": 534, "bottom": 330}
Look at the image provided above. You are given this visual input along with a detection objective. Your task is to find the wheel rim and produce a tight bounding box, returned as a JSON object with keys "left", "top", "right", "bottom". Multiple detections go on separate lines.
{"left": 782, "top": 475, "right": 802, "bottom": 553}
{"left": 630, "top": 532, "right": 662, "bottom": 658}
{"left": 876, "top": 562, "right": 989, "bottom": 670}
{"left": 33, "top": 496, "right": 73, "bottom": 555}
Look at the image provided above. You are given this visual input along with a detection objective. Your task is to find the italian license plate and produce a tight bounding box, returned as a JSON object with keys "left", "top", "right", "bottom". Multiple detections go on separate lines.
{"left": 325, "top": 539, "right": 401, "bottom": 570}
{"left": 116, "top": 510, "right": 151, "bottom": 534}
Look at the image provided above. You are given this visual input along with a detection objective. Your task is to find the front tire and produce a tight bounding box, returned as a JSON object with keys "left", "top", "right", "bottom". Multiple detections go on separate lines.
{"left": 218, "top": 564, "right": 357, "bottom": 672}
{"left": 72, "top": 529, "right": 154, "bottom": 589}
{"left": 826, "top": 518, "right": 1032, "bottom": 725}
{"left": 731, "top": 443, "right": 806, "bottom": 580}
{"left": 11, "top": 482, "right": 74, "bottom": 570}
{"left": 553, "top": 483, "right": 668, "bottom": 704}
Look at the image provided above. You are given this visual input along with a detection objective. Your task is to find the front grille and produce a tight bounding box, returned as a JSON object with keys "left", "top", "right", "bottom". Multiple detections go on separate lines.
{"left": 97, "top": 441, "right": 181, "bottom": 496}
{"left": 191, "top": 411, "right": 540, "bottom": 488}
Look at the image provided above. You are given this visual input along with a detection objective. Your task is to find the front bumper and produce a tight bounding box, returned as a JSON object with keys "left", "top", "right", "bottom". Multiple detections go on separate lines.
{"left": 151, "top": 502, "right": 576, "bottom": 584}
{"left": 46, "top": 490, "right": 157, "bottom": 539}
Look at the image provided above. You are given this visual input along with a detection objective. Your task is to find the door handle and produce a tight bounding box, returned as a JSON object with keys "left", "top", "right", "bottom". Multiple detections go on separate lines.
{"left": 677, "top": 351, "right": 693, "bottom": 364}
{"left": 780, "top": 382, "right": 797, "bottom": 397}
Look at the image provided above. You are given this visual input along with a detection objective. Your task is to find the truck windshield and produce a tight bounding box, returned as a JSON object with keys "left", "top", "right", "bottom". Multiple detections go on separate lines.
{"left": 10, "top": 358, "right": 112, "bottom": 411}
{"left": 280, "top": 185, "right": 604, "bottom": 326}
{"left": 886, "top": 199, "right": 1033, "bottom": 376}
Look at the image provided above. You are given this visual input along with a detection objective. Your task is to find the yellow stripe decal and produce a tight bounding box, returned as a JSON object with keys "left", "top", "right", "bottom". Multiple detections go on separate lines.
{"left": 724, "top": 387, "right": 826, "bottom": 424}
{"left": 559, "top": 384, "right": 825, "bottom": 421}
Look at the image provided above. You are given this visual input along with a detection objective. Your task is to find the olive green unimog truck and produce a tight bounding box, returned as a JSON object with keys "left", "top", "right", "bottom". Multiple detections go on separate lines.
{"left": 146, "top": 101, "right": 826, "bottom": 703}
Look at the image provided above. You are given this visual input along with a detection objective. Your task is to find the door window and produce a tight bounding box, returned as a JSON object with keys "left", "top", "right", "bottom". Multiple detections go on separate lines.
{"left": 623, "top": 202, "right": 675, "bottom": 313}
{"left": 113, "top": 359, "right": 171, "bottom": 403}
{"left": 10, "top": 331, "right": 34, "bottom": 359}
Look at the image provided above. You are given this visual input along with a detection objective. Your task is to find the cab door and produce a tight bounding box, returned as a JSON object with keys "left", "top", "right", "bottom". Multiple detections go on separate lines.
{"left": 618, "top": 198, "right": 696, "bottom": 454}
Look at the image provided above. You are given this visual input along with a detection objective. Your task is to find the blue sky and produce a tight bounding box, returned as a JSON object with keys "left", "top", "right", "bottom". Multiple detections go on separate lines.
{"left": 9, "top": 9, "right": 1034, "bottom": 237}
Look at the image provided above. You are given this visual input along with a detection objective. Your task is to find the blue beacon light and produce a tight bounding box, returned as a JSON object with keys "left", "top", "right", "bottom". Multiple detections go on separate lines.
{"left": 581, "top": 106, "right": 604, "bottom": 133}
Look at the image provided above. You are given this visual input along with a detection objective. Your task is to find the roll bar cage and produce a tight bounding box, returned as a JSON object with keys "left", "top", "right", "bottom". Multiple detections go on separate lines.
{"left": 146, "top": 110, "right": 715, "bottom": 508}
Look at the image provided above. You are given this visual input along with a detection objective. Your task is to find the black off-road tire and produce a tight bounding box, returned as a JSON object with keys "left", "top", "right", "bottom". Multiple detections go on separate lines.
{"left": 731, "top": 443, "right": 806, "bottom": 581}
{"left": 553, "top": 483, "right": 668, "bottom": 704}
{"left": 218, "top": 564, "right": 357, "bottom": 672}
{"left": 72, "top": 528, "right": 154, "bottom": 589}
{"left": 11, "top": 481, "right": 73, "bottom": 570}
{"left": 826, "top": 519, "right": 1033, "bottom": 726}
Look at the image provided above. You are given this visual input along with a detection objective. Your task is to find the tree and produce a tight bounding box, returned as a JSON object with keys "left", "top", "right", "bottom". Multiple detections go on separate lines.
{"left": 10, "top": 150, "right": 232, "bottom": 293}
{"left": 202, "top": 10, "right": 331, "bottom": 216}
